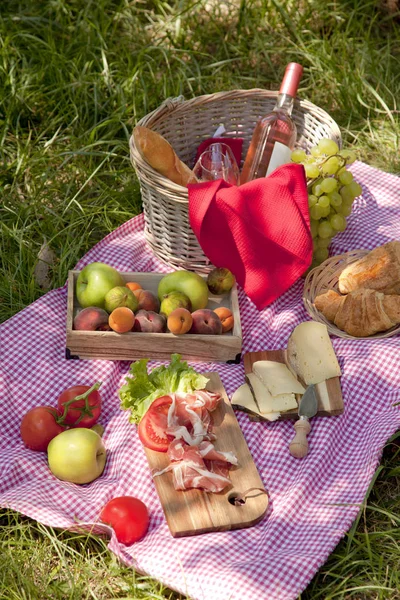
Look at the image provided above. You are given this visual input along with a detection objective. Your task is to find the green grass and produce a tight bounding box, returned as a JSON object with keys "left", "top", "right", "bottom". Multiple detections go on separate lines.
{"left": 1, "top": 0, "right": 400, "bottom": 597}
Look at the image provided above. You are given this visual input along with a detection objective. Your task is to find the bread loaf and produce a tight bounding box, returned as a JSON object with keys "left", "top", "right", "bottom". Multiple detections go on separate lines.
{"left": 133, "top": 125, "right": 197, "bottom": 187}
{"left": 314, "top": 288, "right": 400, "bottom": 337}
{"left": 338, "top": 241, "right": 400, "bottom": 295}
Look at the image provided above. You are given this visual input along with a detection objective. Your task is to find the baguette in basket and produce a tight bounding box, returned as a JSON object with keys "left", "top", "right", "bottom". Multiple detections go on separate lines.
{"left": 133, "top": 126, "right": 198, "bottom": 186}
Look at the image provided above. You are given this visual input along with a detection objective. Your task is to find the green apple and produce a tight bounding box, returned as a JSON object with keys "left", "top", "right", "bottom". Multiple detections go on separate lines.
{"left": 157, "top": 270, "right": 209, "bottom": 311}
{"left": 76, "top": 262, "right": 125, "bottom": 309}
{"left": 47, "top": 428, "right": 106, "bottom": 485}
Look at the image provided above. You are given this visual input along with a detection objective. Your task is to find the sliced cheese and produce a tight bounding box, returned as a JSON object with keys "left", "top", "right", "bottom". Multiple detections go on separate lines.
{"left": 252, "top": 360, "right": 305, "bottom": 395}
{"left": 231, "top": 383, "right": 259, "bottom": 413}
{"left": 231, "top": 383, "right": 280, "bottom": 422}
{"left": 247, "top": 373, "right": 297, "bottom": 418}
{"left": 271, "top": 392, "right": 298, "bottom": 412}
{"left": 287, "top": 321, "right": 341, "bottom": 385}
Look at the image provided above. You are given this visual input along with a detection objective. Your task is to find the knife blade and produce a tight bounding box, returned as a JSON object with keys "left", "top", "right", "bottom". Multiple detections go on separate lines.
{"left": 289, "top": 384, "right": 318, "bottom": 458}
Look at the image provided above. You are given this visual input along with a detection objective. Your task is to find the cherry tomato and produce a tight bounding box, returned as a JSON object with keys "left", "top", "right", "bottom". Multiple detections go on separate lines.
{"left": 137, "top": 395, "right": 173, "bottom": 453}
{"left": 57, "top": 382, "right": 102, "bottom": 428}
{"left": 20, "top": 406, "right": 65, "bottom": 451}
{"left": 100, "top": 496, "right": 149, "bottom": 545}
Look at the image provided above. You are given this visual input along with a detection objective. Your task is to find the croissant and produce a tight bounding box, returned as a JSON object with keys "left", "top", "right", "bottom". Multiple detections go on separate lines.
{"left": 314, "top": 288, "right": 400, "bottom": 337}
{"left": 338, "top": 241, "right": 400, "bottom": 295}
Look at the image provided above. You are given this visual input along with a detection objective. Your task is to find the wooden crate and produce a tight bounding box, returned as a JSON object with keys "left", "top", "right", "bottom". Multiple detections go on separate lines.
{"left": 66, "top": 271, "right": 242, "bottom": 363}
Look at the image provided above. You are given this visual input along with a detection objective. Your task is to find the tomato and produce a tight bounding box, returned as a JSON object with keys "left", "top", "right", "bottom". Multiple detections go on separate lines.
{"left": 138, "top": 395, "right": 173, "bottom": 453}
{"left": 20, "top": 406, "right": 65, "bottom": 451}
{"left": 57, "top": 382, "right": 102, "bottom": 428}
{"left": 100, "top": 496, "right": 149, "bottom": 545}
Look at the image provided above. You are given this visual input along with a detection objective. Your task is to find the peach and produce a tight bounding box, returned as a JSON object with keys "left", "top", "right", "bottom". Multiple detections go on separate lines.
{"left": 133, "top": 289, "right": 160, "bottom": 312}
{"left": 126, "top": 281, "right": 142, "bottom": 292}
{"left": 109, "top": 307, "right": 135, "bottom": 333}
{"left": 213, "top": 307, "right": 234, "bottom": 333}
{"left": 73, "top": 307, "right": 111, "bottom": 331}
{"left": 190, "top": 309, "right": 222, "bottom": 335}
{"left": 167, "top": 308, "right": 193, "bottom": 335}
{"left": 133, "top": 309, "right": 167, "bottom": 333}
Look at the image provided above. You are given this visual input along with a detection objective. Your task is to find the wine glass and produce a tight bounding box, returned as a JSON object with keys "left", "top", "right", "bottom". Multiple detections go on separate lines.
{"left": 193, "top": 142, "right": 240, "bottom": 185}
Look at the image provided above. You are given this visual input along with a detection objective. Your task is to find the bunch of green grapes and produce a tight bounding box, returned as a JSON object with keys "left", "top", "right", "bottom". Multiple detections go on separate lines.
{"left": 291, "top": 138, "right": 362, "bottom": 268}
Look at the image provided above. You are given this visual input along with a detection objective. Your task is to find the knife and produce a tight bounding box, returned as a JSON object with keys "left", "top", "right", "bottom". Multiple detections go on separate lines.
{"left": 289, "top": 384, "right": 318, "bottom": 459}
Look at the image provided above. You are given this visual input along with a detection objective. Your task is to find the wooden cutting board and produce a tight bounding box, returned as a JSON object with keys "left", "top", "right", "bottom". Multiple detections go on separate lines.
{"left": 243, "top": 349, "right": 343, "bottom": 420}
{"left": 143, "top": 372, "right": 269, "bottom": 538}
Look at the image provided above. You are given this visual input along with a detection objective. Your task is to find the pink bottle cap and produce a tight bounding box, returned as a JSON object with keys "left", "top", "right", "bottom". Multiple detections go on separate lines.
{"left": 279, "top": 63, "right": 303, "bottom": 97}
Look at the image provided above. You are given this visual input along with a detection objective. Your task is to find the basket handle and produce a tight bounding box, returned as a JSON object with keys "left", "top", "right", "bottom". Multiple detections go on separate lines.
{"left": 139, "top": 95, "right": 185, "bottom": 127}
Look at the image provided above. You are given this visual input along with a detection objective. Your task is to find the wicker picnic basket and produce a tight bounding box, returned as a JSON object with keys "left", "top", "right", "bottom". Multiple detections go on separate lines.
{"left": 129, "top": 89, "right": 342, "bottom": 272}
{"left": 303, "top": 249, "right": 400, "bottom": 339}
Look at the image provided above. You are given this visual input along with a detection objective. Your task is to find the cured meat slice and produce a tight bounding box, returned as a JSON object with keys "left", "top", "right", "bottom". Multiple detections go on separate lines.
{"left": 154, "top": 442, "right": 233, "bottom": 493}
{"left": 166, "top": 391, "right": 221, "bottom": 446}
{"left": 198, "top": 440, "right": 238, "bottom": 465}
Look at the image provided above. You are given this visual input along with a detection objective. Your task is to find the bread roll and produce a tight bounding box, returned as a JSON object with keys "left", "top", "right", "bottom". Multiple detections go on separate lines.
{"left": 314, "top": 288, "right": 400, "bottom": 337}
{"left": 338, "top": 241, "right": 400, "bottom": 295}
{"left": 133, "top": 125, "right": 197, "bottom": 187}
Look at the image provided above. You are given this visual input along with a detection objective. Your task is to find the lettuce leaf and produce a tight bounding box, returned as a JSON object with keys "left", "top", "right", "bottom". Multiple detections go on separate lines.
{"left": 119, "top": 353, "right": 209, "bottom": 423}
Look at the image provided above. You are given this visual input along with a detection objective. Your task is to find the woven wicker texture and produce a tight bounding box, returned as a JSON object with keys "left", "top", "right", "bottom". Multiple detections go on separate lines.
{"left": 303, "top": 249, "right": 400, "bottom": 339}
{"left": 130, "top": 90, "right": 342, "bottom": 272}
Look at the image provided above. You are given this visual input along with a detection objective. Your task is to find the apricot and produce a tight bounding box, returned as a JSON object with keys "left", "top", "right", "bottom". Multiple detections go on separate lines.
{"left": 213, "top": 307, "right": 234, "bottom": 333}
{"left": 133, "top": 289, "right": 160, "bottom": 312}
{"left": 167, "top": 308, "right": 193, "bottom": 335}
{"left": 73, "top": 307, "right": 111, "bottom": 331}
{"left": 109, "top": 307, "right": 135, "bottom": 333}
{"left": 126, "top": 281, "right": 142, "bottom": 292}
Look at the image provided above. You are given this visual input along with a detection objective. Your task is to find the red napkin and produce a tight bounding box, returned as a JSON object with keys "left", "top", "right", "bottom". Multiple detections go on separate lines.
{"left": 194, "top": 137, "right": 244, "bottom": 168}
{"left": 188, "top": 163, "right": 313, "bottom": 310}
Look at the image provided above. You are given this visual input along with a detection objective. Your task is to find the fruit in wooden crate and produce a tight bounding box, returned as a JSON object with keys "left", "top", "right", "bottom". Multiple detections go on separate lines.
{"left": 133, "top": 289, "right": 160, "bottom": 312}
{"left": 76, "top": 262, "right": 125, "bottom": 309}
{"left": 190, "top": 309, "right": 223, "bottom": 335}
{"left": 207, "top": 268, "right": 235, "bottom": 295}
{"left": 125, "top": 281, "right": 142, "bottom": 292}
{"left": 104, "top": 286, "right": 138, "bottom": 313}
{"left": 213, "top": 307, "right": 234, "bottom": 333}
{"left": 167, "top": 308, "right": 193, "bottom": 335}
{"left": 109, "top": 307, "right": 135, "bottom": 333}
{"left": 133, "top": 309, "right": 167, "bottom": 333}
{"left": 157, "top": 270, "right": 209, "bottom": 311}
{"left": 47, "top": 428, "right": 106, "bottom": 485}
{"left": 73, "top": 307, "right": 111, "bottom": 331}
{"left": 160, "top": 291, "right": 191, "bottom": 317}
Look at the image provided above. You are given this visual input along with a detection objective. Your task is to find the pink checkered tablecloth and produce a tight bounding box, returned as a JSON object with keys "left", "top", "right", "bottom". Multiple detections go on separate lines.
{"left": 1, "top": 161, "right": 400, "bottom": 600}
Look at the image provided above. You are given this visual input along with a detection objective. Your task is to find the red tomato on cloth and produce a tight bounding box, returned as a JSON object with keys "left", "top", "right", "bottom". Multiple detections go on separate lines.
{"left": 100, "top": 496, "right": 149, "bottom": 545}
{"left": 20, "top": 406, "right": 65, "bottom": 451}
{"left": 57, "top": 383, "right": 102, "bottom": 428}
{"left": 138, "top": 395, "right": 172, "bottom": 452}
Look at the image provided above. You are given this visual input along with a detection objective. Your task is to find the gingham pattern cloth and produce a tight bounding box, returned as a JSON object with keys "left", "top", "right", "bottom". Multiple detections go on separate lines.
{"left": 1, "top": 161, "right": 400, "bottom": 600}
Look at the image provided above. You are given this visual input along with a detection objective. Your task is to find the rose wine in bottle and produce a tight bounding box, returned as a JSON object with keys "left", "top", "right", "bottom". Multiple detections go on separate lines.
{"left": 240, "top": 63, "right": 303, "bottom": 184}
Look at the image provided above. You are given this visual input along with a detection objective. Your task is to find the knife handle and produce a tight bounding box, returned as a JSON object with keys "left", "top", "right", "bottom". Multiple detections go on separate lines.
{"left": 289, "top": 417, "right": 311, "bottom": 459}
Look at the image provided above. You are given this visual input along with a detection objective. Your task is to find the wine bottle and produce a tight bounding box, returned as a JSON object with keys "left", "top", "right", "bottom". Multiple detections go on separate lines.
{"left": 240, "top": 63, "right": 303, "bottom": 184}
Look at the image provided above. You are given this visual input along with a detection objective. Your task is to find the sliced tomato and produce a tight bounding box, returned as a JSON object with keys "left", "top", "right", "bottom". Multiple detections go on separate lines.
{"left": 138, "top": 395, "right": 173, "bottom": 452}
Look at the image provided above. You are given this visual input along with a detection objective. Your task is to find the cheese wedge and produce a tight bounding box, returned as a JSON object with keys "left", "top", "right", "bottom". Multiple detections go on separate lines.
{"left": 287, "top": 321, "right": 341, "bottom": 385}
{"left": 252, "top": 360, "right": 305, "bottom": 395}
{"left": 231, "top": 383, "right": 280, "bottom": 422}
{"left": 247, "top": 372, "right": 297, "bottom": 416}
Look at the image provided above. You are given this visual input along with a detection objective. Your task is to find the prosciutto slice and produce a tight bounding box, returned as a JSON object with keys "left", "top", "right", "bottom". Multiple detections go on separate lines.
{"left": 154, "top": 440, "right": 234, "bottom": 493}
{"left": 152, "top": 391, "right": 238, "bottom": 493}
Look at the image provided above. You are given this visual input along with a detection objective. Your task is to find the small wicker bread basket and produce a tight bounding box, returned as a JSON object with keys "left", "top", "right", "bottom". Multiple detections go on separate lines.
{"left": 130, "top": 89, "right": 342, "bottom": 272}
{"left": 303, "top": 249, "right": 400, "bottom": 339}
